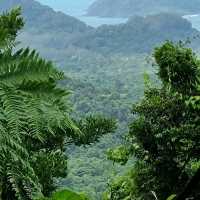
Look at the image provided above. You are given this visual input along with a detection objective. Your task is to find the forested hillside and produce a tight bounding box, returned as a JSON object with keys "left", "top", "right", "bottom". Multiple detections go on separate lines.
{"left": 74, "top": 13, "right": 200, "bottom": 54}
{"left": 0, "top": 0, "right": 200, "bottom": 200}
{"left": 87, "top": 0, "right": 200, "bottom": 18}
{"left": 0, "top": 0, "right": 93, "bottom": 64}
{"left": 0, "top": 0, "right": 91, "bottom": 32}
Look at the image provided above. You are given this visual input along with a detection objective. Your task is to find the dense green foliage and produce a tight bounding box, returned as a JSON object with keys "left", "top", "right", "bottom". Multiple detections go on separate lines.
{"left": 87, "top": 0, "right": 200, "bottom": 17}
{"left": 4, "top": 1, "right": 197, "bottom": 198}
{"left": 0, "top": 8, "right": 84, "bottom": 199}
{"left": 59, "top": 55, "right": 152, "bottom": 199}
{"left": 74, "top": 115, "right": 117, "bottom": 145}
{"left": 62, "top": 55, "right": 153, "bottom": 122}
{"left": 49, "top": 190, "right": 89, "bottom": 200}
{"left": 102, "top": 170, "right": 134, "bottom": 200}
{"left": 106, "top": 42, "right": 200, "bottom": 200}
{"left": 39, "top": 189, "right": 89, "bottom": 200}
{"left": 1, "top": 1, "right": 200, "bottom": 200}
{"left": 0, "top": 8, "right": 122, "bottom": 200}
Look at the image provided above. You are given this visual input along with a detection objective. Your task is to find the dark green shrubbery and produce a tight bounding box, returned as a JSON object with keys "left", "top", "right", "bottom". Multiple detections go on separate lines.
{"left": 105, "top": 42, "right": 200, "bottom": 200}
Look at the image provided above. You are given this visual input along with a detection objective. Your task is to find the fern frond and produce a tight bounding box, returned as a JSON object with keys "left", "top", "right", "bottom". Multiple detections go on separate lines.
{"left": 0, "top": 48, "right": 64, "bottom": 87}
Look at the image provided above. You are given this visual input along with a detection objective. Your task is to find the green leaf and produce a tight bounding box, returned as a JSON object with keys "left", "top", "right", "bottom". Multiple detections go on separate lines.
{"left": 166, "top": 194, "right": 176, "bottom": 200}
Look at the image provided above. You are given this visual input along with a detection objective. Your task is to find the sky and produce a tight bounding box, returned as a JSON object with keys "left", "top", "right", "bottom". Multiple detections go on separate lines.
{"left": 36, "top": 0, "right": 95, "bottom": 16}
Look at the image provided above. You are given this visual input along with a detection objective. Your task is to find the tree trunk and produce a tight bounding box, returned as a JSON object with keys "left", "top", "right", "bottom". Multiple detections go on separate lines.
{"left": 176, "top": 168, "right": 200, "bottom": 200}
{"left": 0, "top": 181, "right": 3, "bottom": 200}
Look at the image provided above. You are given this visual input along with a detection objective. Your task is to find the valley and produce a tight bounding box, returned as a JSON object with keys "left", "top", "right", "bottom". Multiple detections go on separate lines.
{"left": 0, "top": 0, "right": 200, "bottom": 199}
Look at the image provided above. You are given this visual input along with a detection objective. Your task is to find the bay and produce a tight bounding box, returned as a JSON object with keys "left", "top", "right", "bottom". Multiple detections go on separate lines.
{"left": 36, "top": 0, "right": 127, "bottom": 27}
{"left": 184, "top": 14, "right": 200, "bottom": 31}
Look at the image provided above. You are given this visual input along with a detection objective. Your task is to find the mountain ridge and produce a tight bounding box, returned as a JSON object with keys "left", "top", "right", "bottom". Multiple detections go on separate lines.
{"left": 0, "top": 0, "right": 92, "bottom": 33}
{"left": 1, "top": 1, "right": 200, "bottom": 59}
{"left": 87, "top": 0, "right": 200, "bottom": 18}
{"left": 73, "top": 13, "right": 200, "bottom": 54}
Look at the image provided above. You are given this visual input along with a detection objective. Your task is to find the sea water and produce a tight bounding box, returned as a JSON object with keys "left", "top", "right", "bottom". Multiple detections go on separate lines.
{"left": 36, "top": 0, "right": 127, "bottom": 27}
{"left": 184, "top": 14, "right": 200, "bottom": 31}
{"left": 37, "top": 1, "right": 200, "bottom": 29}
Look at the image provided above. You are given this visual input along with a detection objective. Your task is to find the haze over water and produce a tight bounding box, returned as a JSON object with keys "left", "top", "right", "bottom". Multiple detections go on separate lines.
{"left": 36, "top": 0, "right": 127, "bottom": 27}
{"left": 36, "top": 0, "right": 200, "bottom": 30}
{"left": 184, "top": 14, "right": 200, "bottom": 31}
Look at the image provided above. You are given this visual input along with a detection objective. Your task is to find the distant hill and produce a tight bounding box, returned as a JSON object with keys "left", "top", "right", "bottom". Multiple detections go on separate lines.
{"left": 87, "top": 0, "right": 200, "bottom": 18}
{"left": 1, "top": 1, "right": 199, "bottom": 59}
{"left": 0, "top": 0, "right": 93, "bottom": 61}
{"left": 1, "top": 2, "right": 200, "bottom": 199}
{"left": 73, "top": 13, "right": 200, "bottom": 54}
{"left": 0, "top": 0, "right": 92, "bottom": 33}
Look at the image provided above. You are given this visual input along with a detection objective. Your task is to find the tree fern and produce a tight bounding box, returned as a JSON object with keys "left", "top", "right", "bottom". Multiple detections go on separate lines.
{"left": 0, "top": 8, "right": 79, "bottom": 199}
